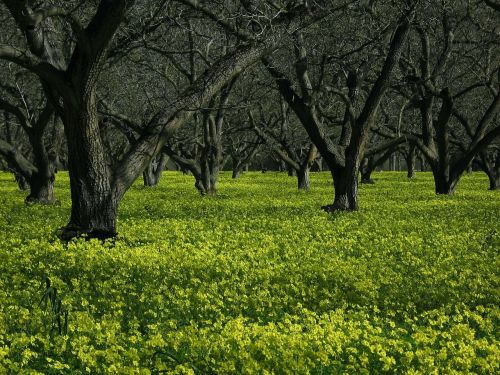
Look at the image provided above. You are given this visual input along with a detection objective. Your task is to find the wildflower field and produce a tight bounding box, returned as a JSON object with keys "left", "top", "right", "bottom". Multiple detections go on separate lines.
{"left": 0, "top": 171, "right": 498, "bottom": 374}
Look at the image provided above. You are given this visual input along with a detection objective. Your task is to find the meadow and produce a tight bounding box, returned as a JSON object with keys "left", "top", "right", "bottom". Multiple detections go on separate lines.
{"left": 0, "top": 171, "right": 498, "bottom": 374}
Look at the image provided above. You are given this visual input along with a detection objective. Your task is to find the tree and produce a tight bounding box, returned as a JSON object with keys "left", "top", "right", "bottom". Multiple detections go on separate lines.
{"left": 0, "top": 73, "right": 60, "bottom": 203}
{"left": 0, "top": 0, "right": 330, "bottom": 238}
{"left": 262, "top": 2, "right": 417, "bottom": 211}
{"left": 399, "top": 2, "right": 500, "bottom": 194}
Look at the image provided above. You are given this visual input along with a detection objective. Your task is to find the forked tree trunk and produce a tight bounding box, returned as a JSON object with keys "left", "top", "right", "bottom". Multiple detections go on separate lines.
{"left": 199, "top": 141, "right": 220, "bottom": 196}
{"left": 143, "top": 154, "right": 168, "bottom": 187}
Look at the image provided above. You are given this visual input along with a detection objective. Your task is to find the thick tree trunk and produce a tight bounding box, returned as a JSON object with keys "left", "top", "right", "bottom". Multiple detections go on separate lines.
{"left": 60, "top": 94, "right": 118, "bottom": 240}
{"left": 323, "top": 163, "right": 359, "bottom": 212}
{"left": 26, "top": 172, "right": 55, "bottom": 204}
{"left": 333, "top": 166, "right": 359, "bottom": 210}
{"left": 488, "top": 173, "right": 500, "bottom": 190}
{"left": 431, "top": 165, "right": 458, "bottom": 195}
{"left": 297, "top": 166, "right": 310, "bottom": 190}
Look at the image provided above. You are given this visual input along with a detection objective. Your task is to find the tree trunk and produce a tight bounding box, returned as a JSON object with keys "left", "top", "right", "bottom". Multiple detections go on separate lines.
{"left": 25, "top": 131, "right": 56, "bottom": 204}
{"left": 232, "top": 164, "right": 242, "bottom": 179}
{"left": 15, "top": 173, "right": 29, "bottom": 191}
{"left": 143, "top": 154, "right": 168, "bottom": 187}
{"left": 333, "top": 166, "right": 359, "bottom": 210}
{"left": 297, "top": 166, "right": 310, "bottom": 190}
{"left": 26, "top": 172, "right": 55, "bottom": 204}
{"left": 60, "top": 94, "right": 118, "bottom": 240}
{"left": 431, "top": 165, "right": 458, "bottom": 195}
{"left": 323, "top": 164, "right": 359, "bottom": 212}
{"left": 199, "top": 144, "right": 219, "bottom": 195}
{"left": 360, "top": 157, "right": 375, "bottom": 184}
{"left": 406, "top": 146, "right": 417, "bottom": 179}
{"left": 488, "top": 173, "right": 500, "bottom": 190}
{"left": 360, "top": 169, "right": 374, "bottom": 184}
{"left": 480, "top": 151, "right": 500, "bottom": 190}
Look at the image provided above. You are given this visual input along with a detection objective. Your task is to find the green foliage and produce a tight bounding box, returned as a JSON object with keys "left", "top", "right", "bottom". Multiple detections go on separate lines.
{"left": 0, "top": 172, "right": 498, "bottom": 374}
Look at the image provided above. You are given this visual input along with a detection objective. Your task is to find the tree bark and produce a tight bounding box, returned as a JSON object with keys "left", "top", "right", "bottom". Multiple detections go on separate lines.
{"left": 143, "top": 154, "right": 168, "bottom": 187}
{"left": 431, "top": 163, "right": 458, "bottom": 195}
{"left": 488, "top": 173, "right": 500, "bottom": 190}
{"left": 25, "top": 127, "right": 56, "bottom": 204}
{"left": 360, "top": 157, "right": 375, "bottom": 184}
{"left": 406, "top": 145, "right": 417, "bottom": 179}
{"left": 232, "top": 168, "right": 241, "bottom": 179}
{"left": 479, "top": 150, "right": 500, "bottom": 190}
{"left": 15, "top": 173, "right": 29, "bottom": 190}
{"left": 297, "top": 166, "right": 310, "bottom": 190}
{"left": 60, "top": 94, "right": 118, "bottom": 240}
{"left": 322, "top": 164, "right": 359, "bottom": 212}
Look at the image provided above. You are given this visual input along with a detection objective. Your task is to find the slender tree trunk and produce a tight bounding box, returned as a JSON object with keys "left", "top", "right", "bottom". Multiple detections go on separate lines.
{"left": 297, "top": 144, "right": 317, "bottom": 190}
{"left": 480, "top": 151, "right": 500, "bottom": 190}
{"left": 199, "top": 143, "right": 219, "bottom": 195}
{"left": 60, "top": 93, "right": 118, "bottom": 239}
{"left": 25, "top": 132, "right": 56, "bottom": 204}
{"left": 360, "top": 157, "right": 375, "bottom": 184}
{"left": 143, "top": 154, "right": 168, "bottom": 187}
{"left": 232, "top": 160, "right": 242, "bottom": 179}
{"left": 360, "top": 169, "right": 374, "bottom": 184}
{"left": 406, "top": 145, "right": 417, "bottom": 179}
{"left": 15, "top": 173, "right": 29, "bottom": 191}
{"left": 419, "top": 155, "right": 426, "bottom": 171}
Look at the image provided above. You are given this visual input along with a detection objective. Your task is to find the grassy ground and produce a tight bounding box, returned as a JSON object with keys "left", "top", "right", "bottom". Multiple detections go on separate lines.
{"left": 0, "top": 171, "right": 498, "bottom": 374}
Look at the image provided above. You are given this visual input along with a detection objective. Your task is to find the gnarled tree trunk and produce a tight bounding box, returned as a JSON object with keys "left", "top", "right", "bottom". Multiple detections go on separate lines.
{"left": 143, "top": 154, "right": 168, "bottom": 187}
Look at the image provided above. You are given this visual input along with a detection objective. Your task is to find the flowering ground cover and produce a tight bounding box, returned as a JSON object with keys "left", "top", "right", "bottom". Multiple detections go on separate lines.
{"left": 0, "top": 171, "right": 498, "bottom": 374}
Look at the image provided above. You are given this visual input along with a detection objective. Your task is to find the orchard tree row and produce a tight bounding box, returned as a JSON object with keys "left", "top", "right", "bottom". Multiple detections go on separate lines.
{"left": 0, "top": 0, "right": 498, "bottom": 239}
